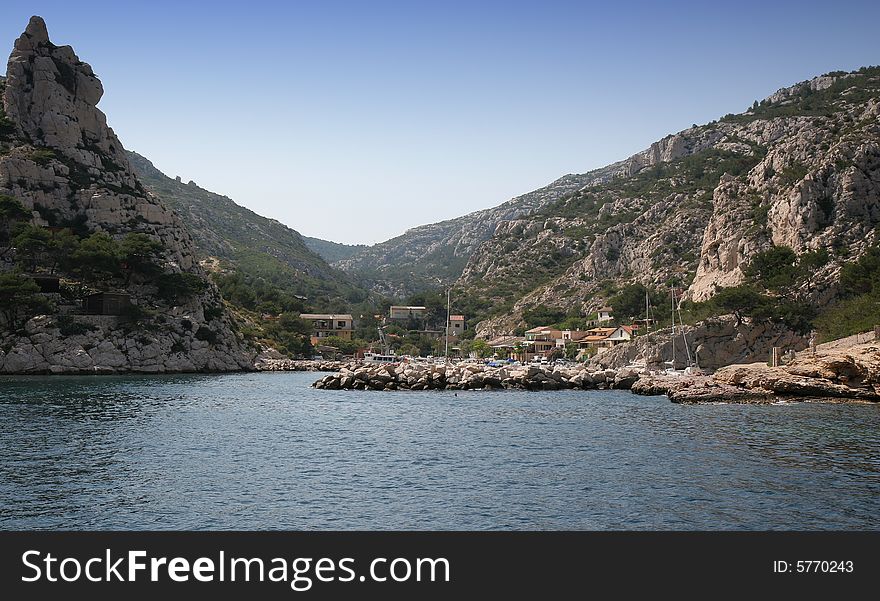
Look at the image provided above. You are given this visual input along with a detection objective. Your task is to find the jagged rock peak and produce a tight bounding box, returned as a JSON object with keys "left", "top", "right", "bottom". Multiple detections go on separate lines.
{"left": 3, "top": 15, "right": 133, "bottom": 176}
{"left": 19, "top": 15, "right": 50, "bottom": 46}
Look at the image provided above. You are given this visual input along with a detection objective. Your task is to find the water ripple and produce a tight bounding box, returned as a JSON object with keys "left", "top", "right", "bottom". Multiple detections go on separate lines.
{"left": 0, "top": 372, "right": 878, "bottom": 530}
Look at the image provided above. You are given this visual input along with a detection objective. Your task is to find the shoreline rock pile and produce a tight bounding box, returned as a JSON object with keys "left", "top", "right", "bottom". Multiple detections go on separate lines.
{"left": 631, "top": 336, "right": 879, "bottom": 404}
{"left": 312, "top": 362, "right": 639, "bottom": 391}
{"left": 255, "top": 357, "right": 355, "bottom": 372}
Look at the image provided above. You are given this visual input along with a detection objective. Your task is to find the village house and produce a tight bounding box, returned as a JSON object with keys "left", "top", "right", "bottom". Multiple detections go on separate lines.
{"left": 489, "top": 335, "right": 527, "bottom": 360}
{"left": 299, "top": 313, "right": 354, "bottom": 345}
{"left": 447, "top": 314, "right": 465, "bottom": 337}
{"left": 525, "top": 326, "right": 562, "bottom": 358}
{"left": 557, "top": 329, "right": 589, "bottom": 348}
{"left": 607, "top": 324, "right": 637, "bottom": 343}
{"left": 577, "top": 325, "right": 640, "bottom": 354}
{"left": 578, "top": 327, "right": 618, "bottom": 351}
{"left": 597, "top": 307, "right": 614, "bottom": 323}
{"left": 387, "top": 306, "right": 427, "bottom": 323}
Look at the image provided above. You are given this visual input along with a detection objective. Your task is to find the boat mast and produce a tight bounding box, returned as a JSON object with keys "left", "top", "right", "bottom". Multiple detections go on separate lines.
{"left": 670, "top": 287, "right": 676, "bottom": 369}
{"left": 675, "top": 295, "right": 693, "bottom": 368}
{"left": 444, "top": 287, "right": 451, "bottom": 363}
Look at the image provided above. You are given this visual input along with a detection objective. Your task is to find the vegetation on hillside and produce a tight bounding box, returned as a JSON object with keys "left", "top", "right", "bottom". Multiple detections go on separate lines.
{"left": 678, "top": 243, "right": 876, "bottom": 340}
{"left": 301, "top": 235, "right": 367, "bottom": 263}
{"left": 128, "top": 151, "right": 370, "bottom": 311}
{"left": 812, "top": 244, "right": 880, "bottom": 341}
{"left": 719, "top": 66, "right": 880, "bottom": 124}
{"left": 0, "top": 194, "right": 217, "bottom": 334}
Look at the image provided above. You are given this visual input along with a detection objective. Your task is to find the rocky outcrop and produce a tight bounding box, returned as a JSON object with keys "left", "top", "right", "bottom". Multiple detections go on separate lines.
{"left": 0, "top": 314, "right": 251, "bottom": 374}
{"left": 2, "top": 17, "right": 197, "bottom": 270}
{"left": 688, "top": 77, "right": 880, "bottom": 302}
{"left": 633, "top": 333, "right": 880, "bottom": 403}
{"left": 584, "top": 315, "right": 807, "bottom": 372}
{"left": 313, "top": 362, "right": 639, "bottom": 391}
{"left": 0, "top": 16, "right": 255, "bottom": 374}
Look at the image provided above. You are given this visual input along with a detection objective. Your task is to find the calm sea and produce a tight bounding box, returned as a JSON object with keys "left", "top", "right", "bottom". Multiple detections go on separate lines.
{"left": 1, "top": 372, "right": 878, "bottom": 530}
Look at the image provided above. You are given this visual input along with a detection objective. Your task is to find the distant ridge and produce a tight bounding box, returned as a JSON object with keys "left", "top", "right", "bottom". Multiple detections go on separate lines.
{"left": 127, "top": 151, "right": 369, "bottom": 306}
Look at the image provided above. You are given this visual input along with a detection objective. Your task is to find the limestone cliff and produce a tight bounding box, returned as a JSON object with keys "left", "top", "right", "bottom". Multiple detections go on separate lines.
{"left": 455, "top": 68, "right": 880, "bottom": 337}
{"left": 584, "top": 316, "right": 807, "bottom": 372}
{"left": 689, "top": 74, "right": 880, "bottom": 302}
{"left": 0, "top": 17, "right": 254, "bottom": 373}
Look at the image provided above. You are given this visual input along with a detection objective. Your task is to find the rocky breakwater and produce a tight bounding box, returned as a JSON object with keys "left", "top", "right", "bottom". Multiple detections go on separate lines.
{"left": 632, "top": 335, "right": 880, "bottom": 404}
{"left": 254, "top": 353, "right": 356, "bottom": 373}
{"left": 312, "top": 362, "right": 639, "bottom": 391}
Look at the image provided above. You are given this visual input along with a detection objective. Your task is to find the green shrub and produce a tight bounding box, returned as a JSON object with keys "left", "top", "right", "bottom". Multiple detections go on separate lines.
{"left": 203, "top": 304, "right": 224, "bottom": 321}
{"left": 55, "top": 315, "right": 96, "bottom": 336}
{"left": 72, "top": 232, "right": 123, "bottom": 282}
{"left": 522, "top": 305, "right": 566, "bottom": 328}
{"left": 30, "top": 149, "right": 56, "bottom": 166}
{"left": 156, "top": 272, "right": 208, "bottom": 301}
{"left": 779, "top": 162, "right": 809, "bottom": 185}
{"left": 743, "top": 246, "right": 798, "bottom": 291}
{"left": 814, "top": 293, "right": 880, "bottom": 342}
{"left": 0, "top": 272, "right": 52, "bottom": 329}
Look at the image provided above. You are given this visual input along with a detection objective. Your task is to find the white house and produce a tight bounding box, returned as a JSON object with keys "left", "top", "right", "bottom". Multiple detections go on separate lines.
{"left": 606, "top": 325, "right": 636, "bottom": 343}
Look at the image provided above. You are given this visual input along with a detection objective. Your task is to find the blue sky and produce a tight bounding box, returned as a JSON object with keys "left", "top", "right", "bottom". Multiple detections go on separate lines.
{"left": 2, "top": 1, "right": 879, "bottom": 244}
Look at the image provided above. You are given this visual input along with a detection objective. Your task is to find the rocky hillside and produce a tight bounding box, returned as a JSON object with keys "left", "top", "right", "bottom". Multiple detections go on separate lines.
{"left": 127, "top": 151, "right": 369, "bottom": 307}
{"left": 301, "top": 235, "right": 366, "bottom": 263}
{"left": 457, "top": 68, "right": 880, "bottom": 337}
{"left": 334, "top": 166, "right": 629, "bottom": 297}
{"left": 0, "top": 16, "right": 253, "bottom": 373}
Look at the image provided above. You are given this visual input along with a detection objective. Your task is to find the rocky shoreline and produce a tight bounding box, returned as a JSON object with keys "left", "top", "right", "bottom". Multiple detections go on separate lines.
{"left": 634, "top": 336, "right": 880, "bottom": 404}
{"left": 310, "top": 333, "right": 879, "bottom": 404}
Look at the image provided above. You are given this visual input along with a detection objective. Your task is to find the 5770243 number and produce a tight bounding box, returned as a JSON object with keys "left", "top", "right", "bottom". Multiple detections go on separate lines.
{"left": 773, "top": 560, "right": 854, "bottom": 573}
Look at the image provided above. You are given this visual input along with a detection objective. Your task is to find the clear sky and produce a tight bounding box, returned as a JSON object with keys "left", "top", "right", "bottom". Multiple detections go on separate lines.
{"left": 2, "top": 1, "right": 879, "bottom": 244}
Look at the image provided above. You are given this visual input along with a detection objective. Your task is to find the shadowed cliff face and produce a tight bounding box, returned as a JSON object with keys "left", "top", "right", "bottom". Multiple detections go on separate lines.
{"left": 0, "top": 16, "right": 255, "bottom": 373}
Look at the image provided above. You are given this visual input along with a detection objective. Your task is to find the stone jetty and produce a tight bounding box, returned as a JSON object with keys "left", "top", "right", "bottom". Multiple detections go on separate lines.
{"left": 255, "top": 356, "right": 354, "bottom": 373}
{"left": 312, "top": 362, "right": 638, "bottom": 391}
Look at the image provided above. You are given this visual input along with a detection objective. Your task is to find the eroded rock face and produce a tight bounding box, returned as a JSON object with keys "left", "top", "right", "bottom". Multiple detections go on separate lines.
{"left": 0, "top": 315, "right": 252, "bottom": 374}
{"left": 688, "top": 91, "right": 880, "bottom": 302}
{"left": 1, "top": 16, "right": 195, "bottom": 269}
{"left": 0, "top": 16, "right": 255, "bottom": 374}
{"left": 635, "top": 335, "right": 880, "bottom": 403}
{"left": 584, "top": 316, "right": 807, "bottom": 372}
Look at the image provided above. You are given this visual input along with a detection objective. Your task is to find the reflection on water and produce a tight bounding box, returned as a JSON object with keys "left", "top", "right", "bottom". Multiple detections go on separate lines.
{"left": 1, "top": 372, "right": 878, "bottom": 530}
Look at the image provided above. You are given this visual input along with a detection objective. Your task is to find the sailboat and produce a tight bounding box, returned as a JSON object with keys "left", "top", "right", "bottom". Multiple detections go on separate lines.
{"left": 623, "top": 290, "right": 655, "bottom": 372}
{"left": 664, "top": 286, "right": 695, "bottom": 375}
